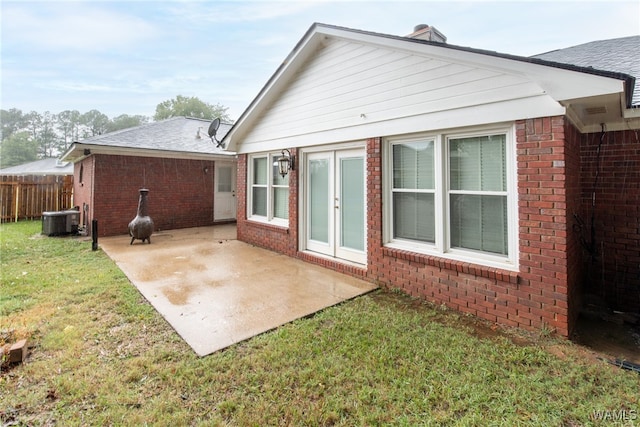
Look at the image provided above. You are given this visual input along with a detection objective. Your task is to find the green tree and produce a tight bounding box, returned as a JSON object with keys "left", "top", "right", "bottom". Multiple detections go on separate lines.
{"left": 57, "top": 110, "right": 82, "bottom": 151}
{"left": 106, "top": 114, "right": 149, "bottom": 133}
{"left": 1, "top": 108, "right": 27, "bottom": 141}
{"left": 81, "top": 109, "right": 110, "bottom": 137}
{"left": 23, "top": 111, "right": 59, "bottom": 158}
{"left": 153, "top": 95, "right": 231, "bottom": 122}
{"left": 24, "top": 111, "right": 42, "bottom": 142}
{"left": 38, "top": 111, "right": 58, "bottom": 158}
{"left": 0, "top": 131, "right": 38, "bottom": 168}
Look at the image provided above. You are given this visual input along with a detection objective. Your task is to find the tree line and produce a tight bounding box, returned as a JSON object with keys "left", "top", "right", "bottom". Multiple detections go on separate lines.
{"left": 0, "top": 95, "right": 231, "bottom": 168}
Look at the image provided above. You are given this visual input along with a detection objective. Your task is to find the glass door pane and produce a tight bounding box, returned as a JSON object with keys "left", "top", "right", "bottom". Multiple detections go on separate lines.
{"left": 335, "top": 149, "right": 366, "bottom": 264}
{"left": 340, "top": 157, "right": 364, "bottom": 251}
{"left": 309, "top": 158, "right": 330, "bottom": 243}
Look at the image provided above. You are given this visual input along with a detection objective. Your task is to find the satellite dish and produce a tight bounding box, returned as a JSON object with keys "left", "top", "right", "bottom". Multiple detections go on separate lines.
{"left": 208, "top": 118, "right": 223, "bottom": 147}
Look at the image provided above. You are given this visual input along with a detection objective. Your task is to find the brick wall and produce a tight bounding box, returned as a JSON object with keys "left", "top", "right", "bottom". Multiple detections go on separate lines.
{"left": 564, "top": 120, "right": 586, "bottom": 328}
{"left": 236, "top": 150, "right": 299, "bottom": 257}
{"left": 580, "top": 129, "right": 640, "bottom": 312}
{"left": 77, "top": 154, "right": 217, "bottom": 237}
{"left": 236, "top": 118, "right": 579, "bottom": 336}
{"left": 366, "top": 119, "right": 573, "bottom": 337}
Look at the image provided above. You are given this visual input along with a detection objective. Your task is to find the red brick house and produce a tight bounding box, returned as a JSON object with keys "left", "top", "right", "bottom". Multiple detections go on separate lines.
{"left": 222, "top": 23, "right": 640, "bottom": 337}
{"left": 62, "top": 117, "right": 237, "bottom": 237}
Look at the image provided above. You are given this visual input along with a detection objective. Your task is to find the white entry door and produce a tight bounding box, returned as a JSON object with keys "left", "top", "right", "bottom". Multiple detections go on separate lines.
{"left": 214, "top": 162, "right": 237, "bottom": 221}
{"left": 305, "top": 148, "right": 366, "bottom": 264}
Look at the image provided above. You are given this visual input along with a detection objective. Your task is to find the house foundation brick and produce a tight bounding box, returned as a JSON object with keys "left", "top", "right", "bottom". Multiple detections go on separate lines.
{"left": 74, "top": 155, "right": 217, "bottom": 237}
{"left": 236, "top": 116, "right": 639, "bottom": 338}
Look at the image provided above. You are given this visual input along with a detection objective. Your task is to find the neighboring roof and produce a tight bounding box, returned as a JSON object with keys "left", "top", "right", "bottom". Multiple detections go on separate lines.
{"left": 223, "top": 23, "right": 636, "bottom": 151}
{"left": 62, "top": 116, "right": 235, "bottom": 162}
{"left": 532, "top": 36, "right": 640, "bottom": 107}
{"left": 0, "top": 158, "right": 73, "bottom": 176}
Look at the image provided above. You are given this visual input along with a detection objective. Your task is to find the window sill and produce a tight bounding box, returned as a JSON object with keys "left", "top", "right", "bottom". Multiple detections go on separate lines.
{"left": 245, "top": 218, "right": 290, "bottom": 233}
{"left": 381, "top": 246, "right": 519, "bottom": 285}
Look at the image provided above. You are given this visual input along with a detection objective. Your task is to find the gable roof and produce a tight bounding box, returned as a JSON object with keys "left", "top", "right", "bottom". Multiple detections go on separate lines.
{"left": 223, "top": 23, "right": 637, "bottom": 152}
{"left": 0, "top": 158, "right": 73, "bottom": 176}
{"left": 532, "top": 36, "right": 640, "bottom": 107}
{"left": 62, "top": 116, "right": 235, "bottom": 162}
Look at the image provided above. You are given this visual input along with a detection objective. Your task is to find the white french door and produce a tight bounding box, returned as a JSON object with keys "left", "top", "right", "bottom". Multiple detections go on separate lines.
{"left": 305, "top": 148, "right": 366, "bottom": 264}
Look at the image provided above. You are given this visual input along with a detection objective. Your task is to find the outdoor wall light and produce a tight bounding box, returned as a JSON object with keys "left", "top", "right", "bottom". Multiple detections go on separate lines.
{"left": 277, "top": 149, "right": 295, "bottom": 178}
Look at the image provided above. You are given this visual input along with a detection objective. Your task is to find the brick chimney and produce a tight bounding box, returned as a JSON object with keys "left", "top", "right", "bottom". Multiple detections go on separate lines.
{"left": 406, "top": 24, "right": 447, "bottom": 43}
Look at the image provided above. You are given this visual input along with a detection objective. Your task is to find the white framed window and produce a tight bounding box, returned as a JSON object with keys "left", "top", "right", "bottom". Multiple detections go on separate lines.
{"left": 248, "top": 153, "right": 289, "bottom": 225}
{"left": 385, "top": 125, "right": 517, "bottom": 270}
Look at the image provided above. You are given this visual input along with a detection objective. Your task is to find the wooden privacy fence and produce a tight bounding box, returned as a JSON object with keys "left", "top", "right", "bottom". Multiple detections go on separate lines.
{"left": 0, "top": 175, "right": 74, "bottom": 223}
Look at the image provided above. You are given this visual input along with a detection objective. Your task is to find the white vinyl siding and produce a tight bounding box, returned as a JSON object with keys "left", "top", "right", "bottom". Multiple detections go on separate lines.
{"left": 386, "top": 126, "right": 517, "bottom": 269}
{"left": 248, "top": 153, "right": 289, "bottom": 225}
{"left": 239, "top": 38, "right": 547, "bottom": 152}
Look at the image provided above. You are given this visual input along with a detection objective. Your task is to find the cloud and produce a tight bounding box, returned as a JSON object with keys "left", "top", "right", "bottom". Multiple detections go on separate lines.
{"left": 2, "top": 3, "right": 158, "bottom": 52}
{"left": 2, "top": 0, "right": 637, "bottom": 121}
{"left": 44, "top": 81, "right": 116, "bottom": 92}
{"left": 163, "top": 0, "right": 322, "bottom": 26}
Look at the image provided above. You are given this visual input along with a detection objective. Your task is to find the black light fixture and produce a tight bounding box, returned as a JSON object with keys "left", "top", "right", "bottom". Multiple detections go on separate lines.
{"left": 277, "top": 149, "right": 295, "bottom": 178}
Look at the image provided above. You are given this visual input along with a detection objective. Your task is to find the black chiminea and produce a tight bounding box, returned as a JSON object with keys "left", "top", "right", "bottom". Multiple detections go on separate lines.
{"left": 129, "top": 189, "right": 154, "bottom": 244}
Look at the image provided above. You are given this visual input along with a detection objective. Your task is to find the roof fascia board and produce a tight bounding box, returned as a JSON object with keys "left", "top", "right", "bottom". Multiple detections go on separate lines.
{"left": 62, "top": 143, "right": 236, "bottom": 162}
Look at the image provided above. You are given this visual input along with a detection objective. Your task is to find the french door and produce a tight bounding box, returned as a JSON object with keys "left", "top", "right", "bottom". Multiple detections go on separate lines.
{"left": 305, "top": 148, "right": 366, "bottom": 264}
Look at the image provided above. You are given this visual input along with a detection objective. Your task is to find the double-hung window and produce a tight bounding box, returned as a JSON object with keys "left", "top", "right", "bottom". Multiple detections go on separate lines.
{"left": 387, "top": 127, "right": 516, "bottom": 269}
{"left": 449, "top": 134, "right": 508, "bottom": 255}
{"left": 392, "top": 139, "right": 436, "bottom": 243}
{"left": 249, "top": 153, "right": 289, "bottom": 225}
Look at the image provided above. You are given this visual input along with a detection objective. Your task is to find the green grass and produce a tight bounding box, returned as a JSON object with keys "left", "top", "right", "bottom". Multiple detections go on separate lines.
{"left": 1, "top": 221, "right": 638, "bottom": 426}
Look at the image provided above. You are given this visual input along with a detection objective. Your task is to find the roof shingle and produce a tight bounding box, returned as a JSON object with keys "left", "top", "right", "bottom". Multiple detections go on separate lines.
{"left": 532, "top": 36, "right": 640, "bottom": 107}
{"left": 77, "top": 116, "right": 234, "bottom": 155}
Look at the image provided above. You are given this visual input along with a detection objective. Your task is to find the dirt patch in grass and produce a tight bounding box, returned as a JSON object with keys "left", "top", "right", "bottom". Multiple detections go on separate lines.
{"left": 377, "top": 287, "right": 640, "bottom": 369}
{"left": 573, "top": 314, "right": 640, "bottom": 363}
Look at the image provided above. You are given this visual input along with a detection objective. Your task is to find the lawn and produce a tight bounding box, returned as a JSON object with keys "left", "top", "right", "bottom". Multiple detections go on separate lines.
{"left": 1, "top": 221, "right": 638, "bottom": 426}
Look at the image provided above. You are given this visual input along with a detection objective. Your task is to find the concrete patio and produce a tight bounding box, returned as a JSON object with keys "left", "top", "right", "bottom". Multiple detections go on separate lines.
{"left": 99, "top": 225, "right": 377, "bottom": 356}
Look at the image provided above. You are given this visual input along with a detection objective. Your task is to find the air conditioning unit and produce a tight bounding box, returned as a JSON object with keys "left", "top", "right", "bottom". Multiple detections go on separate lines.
{"left": 63, "top": 210, "right": 80, "bottom": 234}
{"left": 42, "top": 210, "right": 80, "bottom": 236}
{"left": 42, "top": 211, "right": 68, "bottom": 236}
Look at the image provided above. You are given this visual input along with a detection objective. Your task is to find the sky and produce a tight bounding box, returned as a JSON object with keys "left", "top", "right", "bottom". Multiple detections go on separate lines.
{"left": 2, "top": 0, "right": 639, "bottom": 122}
